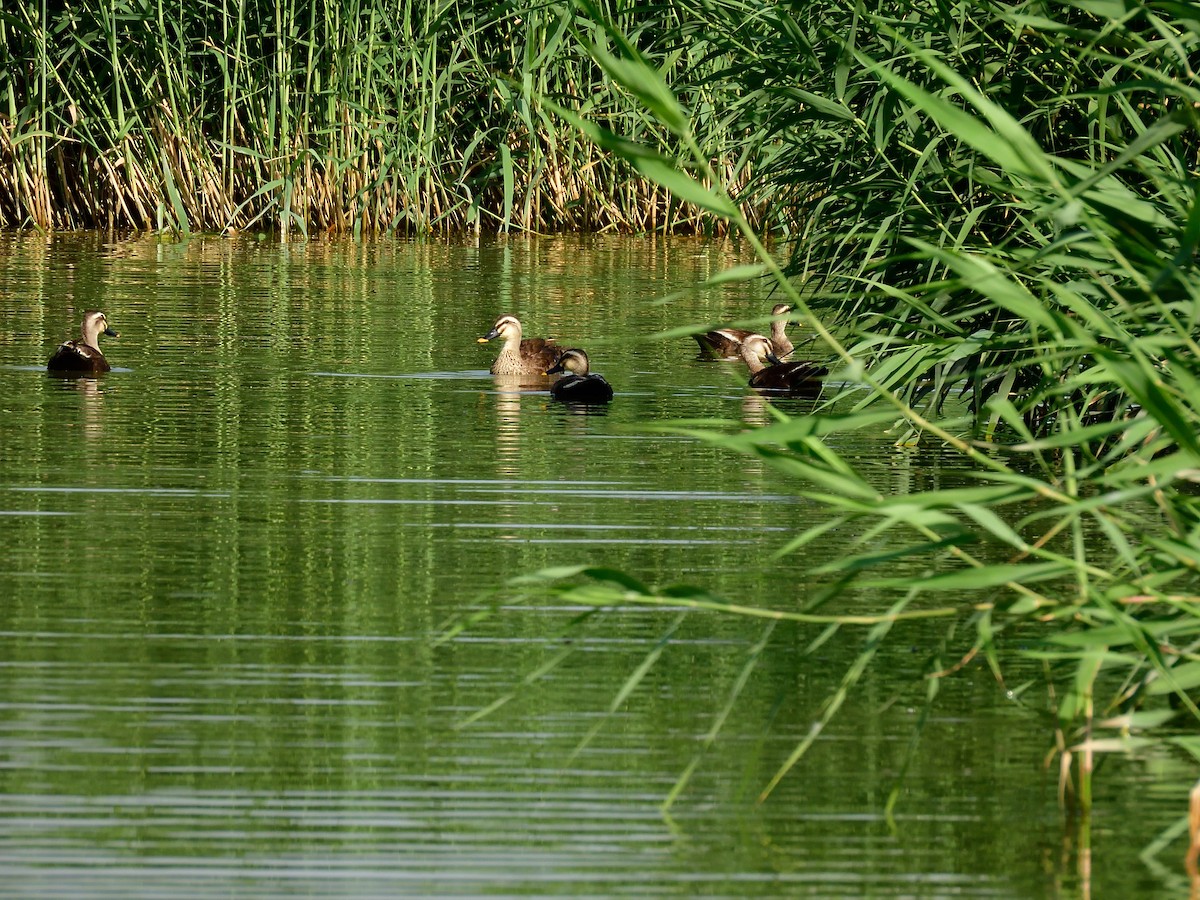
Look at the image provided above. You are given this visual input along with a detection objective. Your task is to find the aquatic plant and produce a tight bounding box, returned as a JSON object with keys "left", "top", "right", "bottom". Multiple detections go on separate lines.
{"left": 447, "top": 0, "right": 1200, "bottom": 867}
{"left": 0, "top": 0, "right": 758, "bottom": 234}
{"left": 7, "top": 0, "right": 1200, "bottom": 858}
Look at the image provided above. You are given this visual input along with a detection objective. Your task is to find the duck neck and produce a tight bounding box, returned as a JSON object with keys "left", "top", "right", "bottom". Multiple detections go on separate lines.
{"left": 81, "top": 321, "right": 102, "bottom": 350}
{"left": 770, "top": 318, "right": 788, "bottom": 344}
{"left": 498, "top": 328, "right": 522, "bottom": 360}
{"left": 741, "top": 349, "right": 767, "bottom": 374}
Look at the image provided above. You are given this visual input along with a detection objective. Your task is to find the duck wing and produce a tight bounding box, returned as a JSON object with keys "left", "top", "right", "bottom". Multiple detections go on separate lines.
{"left": 550, "top": 374, "right": 613, "bottom": 403}
{"left": 694, "top": 328, "right": 752, "bottom": 359}
{"left": 779, "top": 360, "right": 827, "bottom": 381}
{"left": 521, "top": 338, "right": 561, "bottom": 369}
{"left": 749, "top": 360, "right": 827, "bottom": 390}
{"left": 47, "top": 341, "right": 109, "bottom": 373}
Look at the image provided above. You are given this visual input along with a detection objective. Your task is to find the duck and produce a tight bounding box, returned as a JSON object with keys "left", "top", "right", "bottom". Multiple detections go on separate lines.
{"left": 739, "top": 333, "right": 826, "bottom": 393}
{"left": 546, "top": 348, "right": 613, "bottom": 403}
{"left": 478, "top": 314, "right": 562, "bottom": 376}
{"left": 47, "top": 310, "right": 119, "bottom": 374}
{"left": 694, "top": 303, "right": 795, "bottom": 359}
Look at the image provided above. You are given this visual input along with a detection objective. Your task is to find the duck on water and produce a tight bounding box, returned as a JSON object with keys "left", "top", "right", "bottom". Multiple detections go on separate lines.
{"left": 48, "top": 311, "right": 119, "bottom": 374}
{"left": 546, "top": 348, "right": 613, "bottom": 404}
{"left": 478, "top": 314, "right": 562, "bottom": 376}
{"left": 738, "top": 333, "right": 826, "bottom": 393}
{"left": 694, "top": 303, "right": 795, "bottom": 360}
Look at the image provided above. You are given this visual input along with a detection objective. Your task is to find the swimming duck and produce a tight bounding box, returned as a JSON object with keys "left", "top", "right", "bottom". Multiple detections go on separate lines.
{"left": 478, "top": 314, "right": 562, "bottom": 376}
{"left": 546, "top": 348, "right": 613, "bottom": 403}
{"left": 694, "top": 303, "right": 795, "bottom": 359}
{"left": 47, "top": 310, "right": 119, "bottom": 374}
{"left": 739, "top": 333, "right": 826, "bottom": 393}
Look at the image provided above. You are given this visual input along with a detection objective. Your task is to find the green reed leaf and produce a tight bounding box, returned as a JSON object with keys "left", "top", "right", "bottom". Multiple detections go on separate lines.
{"left": 589, "top": 44, "right": 690, "bottom": 136}
{"left": 872, "top": 562, "right": 1072, "bottom": 591}
{"left": 631, "top": 157, "right": 738, "bottom": 217}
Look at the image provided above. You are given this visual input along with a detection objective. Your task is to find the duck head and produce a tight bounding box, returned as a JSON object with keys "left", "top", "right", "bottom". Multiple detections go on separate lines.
{"left": 546, "top": 348, "right": 590, "bottom": 376}
{"left": 82, "top": 310, "right": 119, "bottom": 348}
{"left": 478, "top": 314, "right": 522, "bottom": 344}
{"left": 739, "top": 334, "right": 781, "bottom": 372}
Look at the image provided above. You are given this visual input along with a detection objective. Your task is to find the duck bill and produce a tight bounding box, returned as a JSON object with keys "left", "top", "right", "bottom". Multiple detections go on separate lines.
{"left": 478, "top": 327, "right": 500, "bottom": 343}
{"left": 766, "top": 350, "right": 782, "bottom": 365}
{"left": 104, "top": 327, "right": 119, "bottom": 338}
{"left": 545, "top": 363, "right": 564, "bottom": 375}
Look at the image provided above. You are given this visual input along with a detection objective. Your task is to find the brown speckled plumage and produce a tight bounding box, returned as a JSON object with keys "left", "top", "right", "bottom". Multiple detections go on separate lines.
{"left": 694, "top": 303, "right": 795, "bottom": 359}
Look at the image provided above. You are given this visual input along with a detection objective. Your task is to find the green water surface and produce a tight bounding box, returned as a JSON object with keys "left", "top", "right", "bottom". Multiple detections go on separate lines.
{"left": 0, "top": 233, "right": 1187, "bottom": 897}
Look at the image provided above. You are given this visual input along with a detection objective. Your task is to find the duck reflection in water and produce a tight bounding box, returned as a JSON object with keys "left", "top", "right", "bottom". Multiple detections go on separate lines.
{"left": 491, "top": 383, "right": 524, "bottom": 475}
{"left": 741, "top": 392, "right": 771, "bottom": 427}
{"left": 740, "top": 381, "right": 825, "bottom": 430}
{"left": 45, "top": 374, "right": 108, "bottom": 440}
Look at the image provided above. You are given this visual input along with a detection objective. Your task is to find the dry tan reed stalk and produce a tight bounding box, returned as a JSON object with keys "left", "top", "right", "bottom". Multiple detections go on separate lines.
{"left": 0, "top": 109, "right": 741, "bottom": 234}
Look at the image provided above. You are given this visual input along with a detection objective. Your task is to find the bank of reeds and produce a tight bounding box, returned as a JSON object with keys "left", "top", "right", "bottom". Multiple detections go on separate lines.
{"left": 11, "top": 0, "right": 1200, "bottom": 839}
{"left": 447, "top": 0, "right": 1200, "bottom": 841}
{"left": 0, "top": 0, "right": 767, "bottom": 234}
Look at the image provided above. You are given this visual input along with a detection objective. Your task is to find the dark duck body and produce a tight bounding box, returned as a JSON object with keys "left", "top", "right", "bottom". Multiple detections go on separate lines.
{"left": 694, "top": 303, "right": 795, "bottom": 359}
{"left": 47, "top": 310, "right": 119, "bottom": 374}
{"left": 478, "top": 314, "right": 562, "bottom": 376}
{"left": 739, "top": 333, "right": 826, "bottom": 393}
{"left": 547, "top": 348, "right": 613, "bottom": 403}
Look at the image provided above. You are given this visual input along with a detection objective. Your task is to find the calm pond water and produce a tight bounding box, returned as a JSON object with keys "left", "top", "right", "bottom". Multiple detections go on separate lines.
{"left": 0, "top": 232, "right": 1189, "bottom": 897}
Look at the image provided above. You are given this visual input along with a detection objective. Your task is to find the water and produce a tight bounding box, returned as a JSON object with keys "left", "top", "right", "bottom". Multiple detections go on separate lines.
{"left": 0, "top": 233, "right": 1187, "bottom": 896}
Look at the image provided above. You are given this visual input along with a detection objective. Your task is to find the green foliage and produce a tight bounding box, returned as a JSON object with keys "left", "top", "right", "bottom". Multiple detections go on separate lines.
{"left": 0, "top": 0, "right": 751, "bottom": 232}
{"left": 6, "top": 0, "right": 1200, "bottom": 826}
{"left": 675, "top": 0, "right": 1200, "bottom": 443}
{"left": 438, "top": 0, "right": 1200, "bottom": 820}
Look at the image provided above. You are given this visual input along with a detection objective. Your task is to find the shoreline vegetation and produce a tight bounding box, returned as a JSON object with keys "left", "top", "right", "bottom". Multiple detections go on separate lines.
{"left": 431, "top": 0, "right": 1199, "bottom": 839}
{"left": 1, "top": 0, "right": 767, "bottom": 235}
{"left": 8, "top": 0, "right": 1200, "bottom": 851}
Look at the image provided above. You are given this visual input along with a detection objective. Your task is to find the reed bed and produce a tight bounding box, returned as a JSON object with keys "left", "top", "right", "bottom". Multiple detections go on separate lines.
{"left": 0, "top": 0, "right": 764, "bottom": 234}
{"left": 443, "top": 0, "right": 1200, "bottom": 838}
{"left": 10, "top": 0, "right": 1200, "bottom": 841}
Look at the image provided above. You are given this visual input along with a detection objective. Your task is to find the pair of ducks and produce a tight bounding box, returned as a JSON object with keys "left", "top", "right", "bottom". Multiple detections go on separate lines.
{"left": 478, "top": 314, "right": 613, "bottom": 403}
{"left": 478, "top": 304, "right": 827, "bottom": 398}
{"left": 694, "top": 303, "right": 827, "bottom": 392}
